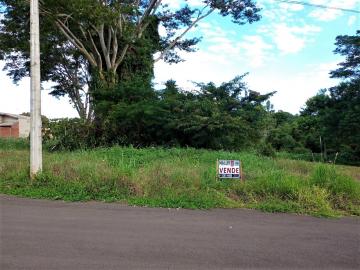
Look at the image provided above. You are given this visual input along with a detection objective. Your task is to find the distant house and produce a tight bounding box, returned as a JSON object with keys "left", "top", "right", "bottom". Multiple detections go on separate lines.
{"left": 0, "top": 113, "right": 30, "bottom": 138}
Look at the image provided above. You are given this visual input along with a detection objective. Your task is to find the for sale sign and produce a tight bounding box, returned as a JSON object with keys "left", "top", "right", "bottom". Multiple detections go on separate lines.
{"left": 218, "top": 160, "right": 241, "bottom": 179}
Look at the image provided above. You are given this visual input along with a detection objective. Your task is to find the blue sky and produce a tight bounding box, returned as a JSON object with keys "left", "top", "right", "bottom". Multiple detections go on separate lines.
{"left": 0, "top": 0, "right": 359, "bottom": 118}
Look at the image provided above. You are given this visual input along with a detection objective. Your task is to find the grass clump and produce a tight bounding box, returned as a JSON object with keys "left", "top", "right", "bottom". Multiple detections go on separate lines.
{"left": 310, "top": 165, "right": 360, "bottom": 215}
{"left": 233, "top": 171, "right": 335, "bottom": 216}
{"left": 0, "top": 138, "right": 29, "bottom": 150}
{"left": 1, "top": 140, "right": 359, "bottom": 217}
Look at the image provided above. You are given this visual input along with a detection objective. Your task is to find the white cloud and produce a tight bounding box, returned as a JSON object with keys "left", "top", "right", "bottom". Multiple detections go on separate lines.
{"left": 208, "top": 41, "right": 239, "bottom": 56}
{"left": 239, "top": 35, "right": 273, "bottom": 67}
{"left": 198, "top": 21, "right": 272, "bottom": 67}
{"left": 161, "top": 0, "right": 181, "bottom": 9}
{"left": 187, "top": 0, "right": 205, "bottom": 7}
{"left": 262, "top": 0, "right": 360, "bottom": 23}
{"left": 309, "top": 9, "right": 340, "bottom": 22}
{"left": 279, "top": 2, "right": 304, "bottom": 12}
{"left": 155, "top": 55, "right": 341, "bottom": 114}
{"left": 246, "top": 61, "right": 340, "bottom": 113}
{"left": 161, "top": 0, "right": 205, "bottom": 9}
{"left": 308, "top": 0, "right": 360, "bottom": 21}
{"left": 154, "top": 50, "right": 236, "bottom": 91}
{"left": 200, "top": 23, "right": 228, "bottom": 39}
{"left": 348, "top": 15, "right": 357, "bottom": 26}
{"left": 256, "top": 1, "right": 324, "bottom": 54}
{"left": 261, "top": 23, "right": 321, "bottom": 54}
{"left": 273, "top": 26, "right": 305, "bottom": 54}
{"left": 261, "top": 0, "right": 304, "bottom": 23}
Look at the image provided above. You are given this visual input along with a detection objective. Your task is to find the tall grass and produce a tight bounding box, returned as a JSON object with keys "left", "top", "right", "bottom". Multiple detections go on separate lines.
{"left": 1, "top": 141, "right": 359, "bottom": 217}
{"left": 310, "top": 165, "right": 360, "bottom": 215}
{"left": 0, "top": 138, "right": 29, "bottom": 150}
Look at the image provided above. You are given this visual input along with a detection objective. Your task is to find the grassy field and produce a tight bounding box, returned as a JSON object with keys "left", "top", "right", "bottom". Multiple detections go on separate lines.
{"left": 1, "top": 138, "right": 359, "bottom": 217}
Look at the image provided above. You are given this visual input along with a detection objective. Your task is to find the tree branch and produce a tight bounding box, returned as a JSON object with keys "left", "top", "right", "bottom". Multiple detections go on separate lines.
{"left": 113, "top": 1, "right": 162, "bottom": 71}
{"left": 114, "top": 44, "right": 130, "bottom": 71}
{"left": 87, "top": 30, "right": 103, "bottom": 72}
{"left": 98, "top": 24, "right": 112, "bottom": 70}
{"left": 107, "top": 26, "right": 112, "bottom": 55}
{"left": 111, "top": 27, "right": 118, "bottom": 67}
{"left": 155, "top": 8, "right": 215, "bottom": 62}
{"left": 55, "top": 20, "right": 98, "bottom": 68}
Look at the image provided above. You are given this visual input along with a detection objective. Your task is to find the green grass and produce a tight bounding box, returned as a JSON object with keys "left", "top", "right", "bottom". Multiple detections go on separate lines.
{"left": 0, "top": 137, "right": 29, "bottom": 150}
{"left": 1, "top": 139, "right": 359, "bottom": 217}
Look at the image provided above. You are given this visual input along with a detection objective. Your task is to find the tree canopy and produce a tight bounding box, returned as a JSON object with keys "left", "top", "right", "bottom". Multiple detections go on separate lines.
{"left": 330, "top": 30, "right": 360, "bottom": 80}
{"left": 0, "top": 0, "right": 261, "bottom": 119}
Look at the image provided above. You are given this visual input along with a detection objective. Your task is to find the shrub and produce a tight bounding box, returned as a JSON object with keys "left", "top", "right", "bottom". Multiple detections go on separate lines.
{"left": 310, "top": 164, "right": 360, "bottom": 213}
{"left": 44, "top": 118, "right": 97, "bottom": 151}
{"left": 257, "top": 142, "right": 276, "bottom": 157}
{"left": 297, "top": 186, "right": 333, "bottom": 215}
{"left": 336, "top": 145, "right": 360, "bottom": 166}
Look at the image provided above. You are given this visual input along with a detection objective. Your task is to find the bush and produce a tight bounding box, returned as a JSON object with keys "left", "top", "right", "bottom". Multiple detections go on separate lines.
{"left": 310, "top": 165, "right": 360, "bottom": 213}
{"left": 336, "top": 145, "right": 360, "bottom": 166}
{"left": 297, "top": 186, "right": 333, "bottom": 215}
{"left": 293, "top": 147, "right": 311, "bottom": 155}
{"left": 44, "top": 118, "right": 97, "bottom": 151}
{"left": 257, "top": 142, "right": 276, "bottom": 157}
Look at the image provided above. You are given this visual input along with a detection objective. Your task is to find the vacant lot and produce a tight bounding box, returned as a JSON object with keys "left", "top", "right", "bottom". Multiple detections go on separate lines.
{"left": 1, "top": 138, "right": 359, "bottom": 217}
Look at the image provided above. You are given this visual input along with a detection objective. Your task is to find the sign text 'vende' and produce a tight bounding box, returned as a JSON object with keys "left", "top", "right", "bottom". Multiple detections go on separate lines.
{"left": 217, "top": 160, "right": 241, "bottom": 179}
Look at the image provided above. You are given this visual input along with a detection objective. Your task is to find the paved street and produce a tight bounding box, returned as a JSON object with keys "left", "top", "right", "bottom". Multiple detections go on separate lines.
{"left": 1, "top": 195, "right": 359, "bottom": 269}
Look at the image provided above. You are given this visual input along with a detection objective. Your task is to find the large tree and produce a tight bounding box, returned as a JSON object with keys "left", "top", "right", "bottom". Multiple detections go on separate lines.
{"left": 298, "top": 30, "right": 360, "bottom": 165}
{"left": 0, "top": 0, "right": 261, "bottom": 119}
{"left": 0, "top": 0, "right": 96, "bottom": 120}
{"left": 330, "top": 30, "right": 360, "bottom": 80}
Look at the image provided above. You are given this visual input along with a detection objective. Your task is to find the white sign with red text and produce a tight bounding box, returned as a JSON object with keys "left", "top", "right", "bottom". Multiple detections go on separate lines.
{"left": 218, "top": 160, "right": 241, "bottom": 179}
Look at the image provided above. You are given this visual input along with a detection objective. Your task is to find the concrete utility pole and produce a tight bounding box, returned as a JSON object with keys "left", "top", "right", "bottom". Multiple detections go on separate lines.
{"left": 30, "top": 0, "right": 42, "bottom": 178}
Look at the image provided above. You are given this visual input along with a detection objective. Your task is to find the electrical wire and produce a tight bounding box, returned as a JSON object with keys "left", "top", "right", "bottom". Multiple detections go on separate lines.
{"left": 272, "top": 0, "right": 360, "bottom": 14}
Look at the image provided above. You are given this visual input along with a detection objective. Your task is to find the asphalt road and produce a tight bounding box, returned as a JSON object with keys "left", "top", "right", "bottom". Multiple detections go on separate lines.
{"left": 1, "top": 195, "right": 359, "bottom": 270}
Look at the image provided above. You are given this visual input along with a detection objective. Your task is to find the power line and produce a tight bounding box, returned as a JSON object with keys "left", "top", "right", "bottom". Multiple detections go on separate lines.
{"left": 273, "top": 0, "right": 360, "bottom": 14}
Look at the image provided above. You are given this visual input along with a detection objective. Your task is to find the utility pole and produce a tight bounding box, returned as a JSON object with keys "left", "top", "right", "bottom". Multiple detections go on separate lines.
{"left": 30, "top": 0, "right": 42, "bottom": 179}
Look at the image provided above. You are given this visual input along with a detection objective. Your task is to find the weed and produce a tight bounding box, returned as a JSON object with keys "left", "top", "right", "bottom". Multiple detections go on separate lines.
{"left": 1, "top": 141, "right": 360, "bottom": 217}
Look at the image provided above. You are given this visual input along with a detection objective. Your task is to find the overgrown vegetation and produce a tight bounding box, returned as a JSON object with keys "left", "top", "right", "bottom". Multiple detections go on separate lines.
{"left": 37, "top": 31, "right": 359, "bottom": 166}
{"left": 0, "top": 3, "right": 358, "bottom": 217}
{"left": 41, "top": 68, "right": 359, "bottom": 166}
{"left": 266, "top": 31, "right": 360, "bottom": 166}
{"left": 1, "top": 1, "right": 359, "bottom": 165}
{"left": 1, "top": 140, "right": 359, "bottom": 217}
{"left": 43, "top": 75, "right": 275, "bottom": 152}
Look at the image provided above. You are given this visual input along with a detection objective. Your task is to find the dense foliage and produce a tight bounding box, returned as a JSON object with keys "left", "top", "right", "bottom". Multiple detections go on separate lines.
{"left": 44, "top": 74, "right": 275, "bottom": 151}
{"left": 0, "top": 0, "right": 260, "bottom": 120}
{"left": 265, "top": 31, "right": 360, "bottom": 166}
